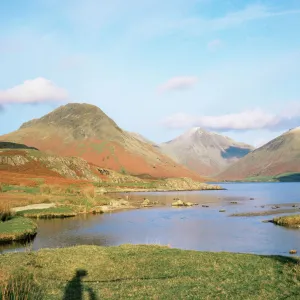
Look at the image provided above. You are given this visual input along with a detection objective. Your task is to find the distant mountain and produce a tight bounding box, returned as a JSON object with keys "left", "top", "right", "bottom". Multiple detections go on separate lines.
{"left": 0, "top": 103, "right": 204, "bottom": 180}
{"left": 159, "top": 127, "right": 253, "bottom": 176}
{"left": 218, "top": 127, "right": 300, "bottom": 180}
{"left": 126, "top": 132, "right": 159, "bottom": 148}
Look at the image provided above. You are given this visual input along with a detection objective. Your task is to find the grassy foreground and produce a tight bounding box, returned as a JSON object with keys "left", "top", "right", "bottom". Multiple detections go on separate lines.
{"left": 1, "top": 245, "right": 300, "bottom": 299}
{"left": 0, "top": 217, "right": 37, "bottom": 243}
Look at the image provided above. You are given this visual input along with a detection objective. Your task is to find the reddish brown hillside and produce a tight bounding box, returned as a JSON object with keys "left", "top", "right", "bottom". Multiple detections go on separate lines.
{"left": 1, "top": 103, "right": 205, "bottom": 181}
{"left": 217, "top": 127, "right": 300, "bottom": 180}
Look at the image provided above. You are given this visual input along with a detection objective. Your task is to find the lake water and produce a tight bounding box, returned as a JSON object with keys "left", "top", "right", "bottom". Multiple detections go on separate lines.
{"left": 2, "top": 182, "right": 300, "bottom": 255}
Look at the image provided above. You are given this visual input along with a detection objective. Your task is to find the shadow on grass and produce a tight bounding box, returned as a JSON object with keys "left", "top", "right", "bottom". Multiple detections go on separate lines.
{"left": 63, "top": 269, "right": 99, "bottom": 300}
{"left": 0, "top": 141, "right": 38, "bottom": 150}
{"left": 277, "top": 173, "right": 300, "bottom": 182}
{"left": 267, "top": 255, "right": 300, "bottom": 265}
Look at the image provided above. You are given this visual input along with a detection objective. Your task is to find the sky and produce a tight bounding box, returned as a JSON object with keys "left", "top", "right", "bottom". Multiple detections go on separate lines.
{"left": 0, "top": 0, "right": 300, "bottom": 148}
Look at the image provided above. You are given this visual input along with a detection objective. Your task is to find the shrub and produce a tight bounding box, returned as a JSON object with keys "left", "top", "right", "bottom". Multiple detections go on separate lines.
{"left": 0, "top": 204, "right": 14, "bottom": 222}
{"left": 0, "top": 271, "right": 45, "bottom": 300}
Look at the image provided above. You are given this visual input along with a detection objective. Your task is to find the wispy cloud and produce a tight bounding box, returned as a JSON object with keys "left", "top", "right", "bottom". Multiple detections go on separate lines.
{"left": 162, "top": 105, "right": 300, "bottom": 131}
{"left": 0, "top": 78, "right": 68, "bottom": 104}
{"left": 207, "top": 39, "right": 223, "bottom": 51}
{"left": 126, "top": 4, "right": 300, "bottom": 40}
{"left": 158, "top": 76, "right": 198, "bottom": 92}
{"left": 59, "top": 54, "right": 86, "bottom": 70}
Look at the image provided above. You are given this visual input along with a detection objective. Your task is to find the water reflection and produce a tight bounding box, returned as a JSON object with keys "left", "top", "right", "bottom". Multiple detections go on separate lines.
{"left": 1, "top": 183, "right": 300, "bottom": 255}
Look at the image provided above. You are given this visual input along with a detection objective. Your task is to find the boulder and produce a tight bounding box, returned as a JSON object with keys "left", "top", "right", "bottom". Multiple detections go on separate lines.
{"left": 142, "top": 198, "right": 151, "bottom": 206}
{"left": 184, "top": 202, "right": 194, "bottom": 207}
{"left": 172, "top": 200, "right": 184, "bottom": 207}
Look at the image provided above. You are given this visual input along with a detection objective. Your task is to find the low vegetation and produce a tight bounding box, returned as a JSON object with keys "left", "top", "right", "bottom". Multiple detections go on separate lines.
{"left": 243, "top": 172, "right": 300, "bottom": 183}
{"left": 0, "top": 217, "right": 37, "bottom": 243}
{"left": 231, "top": 208, "right": 300, "bottom": 217}
{"left": 0, "top": 204, "right": 15, "bottom": 222}
{"left": 1, "top": 245, "right": 300, "bottom": 299}
{"left": 272, "top": 214, "right": 300, "bottom": 227}
{"left": 0, "top": 270, "right": 45, "bottom": 300}
{"left": 17, "top": 207, "right": 77, "bottom": 219}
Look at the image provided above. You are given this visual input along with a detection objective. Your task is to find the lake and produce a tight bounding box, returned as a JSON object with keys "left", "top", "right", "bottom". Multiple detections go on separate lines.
{"left": 2, "top": 182, "right": 300, "bottom": 255}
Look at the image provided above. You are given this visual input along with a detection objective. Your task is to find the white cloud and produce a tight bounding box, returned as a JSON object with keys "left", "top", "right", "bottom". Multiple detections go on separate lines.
{"left": 0, "top": 78, "right": 68, "bottom": 104}
{"left": 158, "top": 76, "right": 198, "bottom": 92}
{"left": 207, "top": 39, "right": 223, "bottom": 51}
{"left": 162, "top": 106, "right": 300, "bottom": 131}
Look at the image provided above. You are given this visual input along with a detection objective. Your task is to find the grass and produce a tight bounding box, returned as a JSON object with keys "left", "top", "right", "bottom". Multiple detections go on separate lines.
{"left": 17, "top": 207, "right": 77, "bottom": 219}
{"left": 243, "top": 172, "right": 300, "bottom": 183}
{"left": 0, "top": 270, "right": 45, "bottom": 300}
{"left": 1, "top": 245, "right": 300, "bottom": 299}
{"left": 0, "top": 217, "right": 37, "bottom": 243}
{"left": 94, "top": 180, "right": 159, "bottom": 190}
{"left": 231, "top": 208, "right": 300, "bottom": 217}
{"left": 0, "top": 184, "right": 40, "bottom": 194}
{"left": 0, "top": 204, "right": 15, "bottom": 222}
{"left": 272, "top": 214, "right": 300, "bottom": 227}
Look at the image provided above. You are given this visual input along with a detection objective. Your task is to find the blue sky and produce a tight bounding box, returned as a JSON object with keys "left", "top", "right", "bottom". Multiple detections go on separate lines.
{"left": 0, "top": 0, "right": 300, "bottom": 147}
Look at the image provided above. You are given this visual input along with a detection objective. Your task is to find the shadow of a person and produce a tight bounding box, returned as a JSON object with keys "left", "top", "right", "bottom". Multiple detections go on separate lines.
{"left": 86, "top": 286, "right": 99, "bottom": 300}
{"left": 63, "top": 269, "right": 88, "bottom": 300}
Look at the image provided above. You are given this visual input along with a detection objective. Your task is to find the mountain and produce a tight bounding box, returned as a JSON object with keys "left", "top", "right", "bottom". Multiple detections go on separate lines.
{"left": 159, "top": 127, "right": 253, "bottom": 176}
{"left": 126, "top": 132, "right": 159, "bottom": 147}
{"left": 218, "top": 127, "right": 300, "bottom": 180}
{"left": 0, "top": 103, "right": 203, "bottom": 180}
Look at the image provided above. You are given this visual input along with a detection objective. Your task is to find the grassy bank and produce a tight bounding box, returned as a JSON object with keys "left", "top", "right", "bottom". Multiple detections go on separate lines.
{"left": 240, "top": 172, "right": 300, "bottom": 183}
{"left": 0, "top": 217, "right": 37, "bottom": 243}
{"left": 272, "top": 214, "right": 300, "bottom": 227}
{"left": 1, "top": 245, "right": 300, "bottom": 299}
{"left": 231, "top": 208, "right": 300, "bottom": 217}
{"left": 17, "top": 207, "right": 77, "bottom": 219}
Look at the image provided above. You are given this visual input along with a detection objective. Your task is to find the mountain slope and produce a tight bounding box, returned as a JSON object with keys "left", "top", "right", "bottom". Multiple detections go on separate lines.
{"left": 218, "top": 127, "right": 300, "bottom": 180}
{"left": 1, "top": 103, "right": 204, "bottom": 180}
{"left": 160, "top": 128, "right": 253, "bottom": 176}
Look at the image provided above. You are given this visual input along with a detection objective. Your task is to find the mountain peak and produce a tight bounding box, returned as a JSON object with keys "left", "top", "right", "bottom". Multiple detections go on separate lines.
{"left": 160, "top": 127, "right": 253, "bottom": 176}
{"left": 287, "top": 126, "right": 300, "bottom": 134}
{"left": 19, "top": 103, "right": 123, "bottom": 141}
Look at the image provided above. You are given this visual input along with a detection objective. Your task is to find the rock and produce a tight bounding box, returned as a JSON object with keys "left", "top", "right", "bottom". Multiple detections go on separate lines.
{"left": 271, "top": 206, "right": 280, "bottom": 209}
{"left": 119, "top": 200, "right": 129, "bottom": 206}
{"left": 219, "top": 209, "right": 226, "bottom": 212}
{"left": 289, "top": 249, "right": 297, "bottom": 254}
{"left": 261, "top": 206, "right": 265, "bottom": 208}
{"left": 202, "top": 205, "right": 209, "bottom": 208}
{"left": 172, "top": 200, "right": 185, "bottom": 207}
{"left": 250, "top": 198, "right": 255, "bottom": 200}
{"left": 90, "top": 207, "right": 105, "bottom": 214}
{"left": 184, "top": 202, "right": 194, "bottom": 207}
{"left": 142, "top": 198, "right": 151, "bottom": 206}
{"left": 230, "top": 201, "right": 238, "bottom": 204}
{"left": 109, "top": 200, "right": 121, "bottom": 207}
{"left": 292, "top": 205, "right": 297, "bottom": 208}
{"left": 262, "top": 220, "right": 272, "bottom": 223}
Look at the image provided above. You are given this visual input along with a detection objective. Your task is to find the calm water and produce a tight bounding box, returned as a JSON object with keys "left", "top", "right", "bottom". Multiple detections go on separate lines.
{"left": 2, "top": 182, "right": 300, "bottom": 255}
